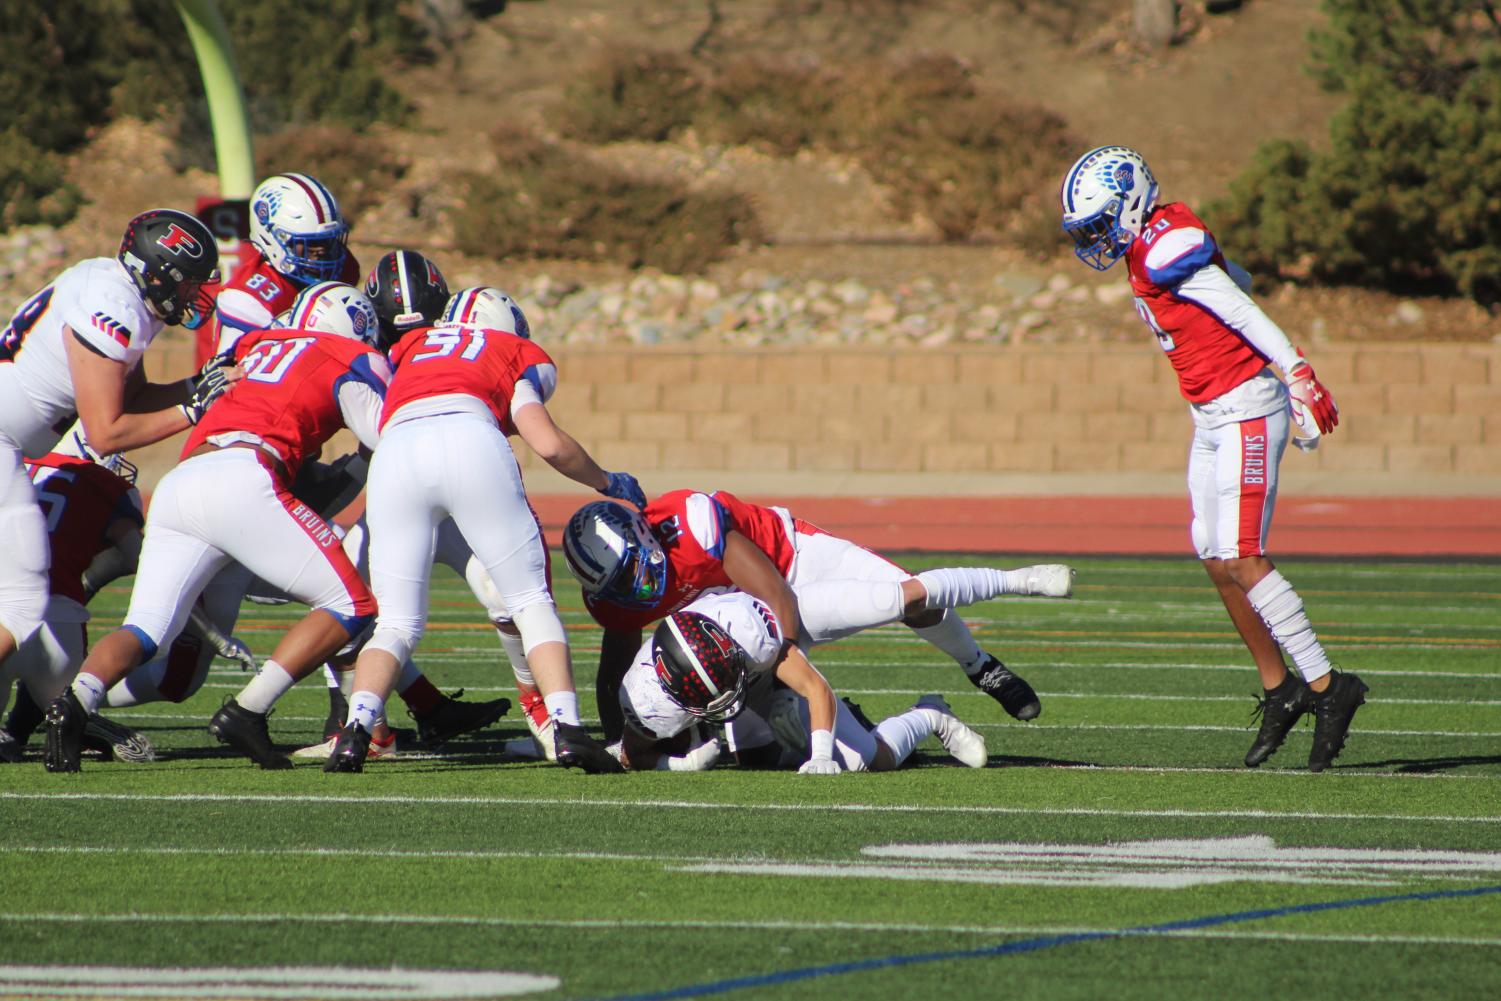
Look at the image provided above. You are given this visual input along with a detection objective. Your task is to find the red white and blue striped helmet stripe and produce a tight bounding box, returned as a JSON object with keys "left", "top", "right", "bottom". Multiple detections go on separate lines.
{"left": 285, "top": 281, "right": 378, "bottom": 345}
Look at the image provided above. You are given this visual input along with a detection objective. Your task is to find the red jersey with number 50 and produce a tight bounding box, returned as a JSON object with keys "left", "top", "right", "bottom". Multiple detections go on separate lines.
{"left": 1126, "top": 202, "right": 1270, "bottom": 403}
{"left": 380, "top": 324, "right": 556, "bottom": 433}
{"left": 584, "top": 489, "right": 798, "bottom": 632}
{"left": 182, "top": 328, "right": 390, "bottom": 477}
{"left": 25, "top": 454, "right": 142, "bottom": 604}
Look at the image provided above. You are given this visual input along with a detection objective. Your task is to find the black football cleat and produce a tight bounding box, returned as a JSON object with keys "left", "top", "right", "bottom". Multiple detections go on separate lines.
{"left": 841, "top": 697, "right": 876, "bottom": 732}
{"left": 969, "top": 655, "right": 1042, "bottom": 721}
{"left": 1308, "top": 671, "right": 1369, "bottom": 773}
{"left": 554, "top": 722, "right": 625, "bottom": 774}
{"left": 0, "top": 730, "right": 23, "bottom": 764}
{"left": 1244, "top": 674, "right": 1314, "bottom": 768}
{"left": 4, "top": 682, "right": 44, "bottom": 745}
{"left": 208, "top": 698, "right": 293, "bottom": 770}
{"left": 412, "top": 689, "right": 511, "bottom": 749}
{"left": 323, "top": 721, "right": 372, "bottom": 773}
{"left": 44, "top": 690, "right": 88, "bottom": 773}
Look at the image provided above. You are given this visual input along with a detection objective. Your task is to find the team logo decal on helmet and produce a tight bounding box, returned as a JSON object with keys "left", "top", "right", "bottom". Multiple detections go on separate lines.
{"left": 155, "top": 223, "right": 206, "bottom": 258}
{"left": 652, "top": 611, "right": 748, "bottom": 722}
{"left": 1060, "top": 145, "right": 1159, "bottom": 272}
{"left": 562, "top": 501, "right": 667, "bottom": 609}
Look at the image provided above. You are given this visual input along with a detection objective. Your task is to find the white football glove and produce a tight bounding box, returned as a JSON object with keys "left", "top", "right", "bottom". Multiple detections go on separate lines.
{"left": 798, "top": 756, "right": 843, "bottom": 775}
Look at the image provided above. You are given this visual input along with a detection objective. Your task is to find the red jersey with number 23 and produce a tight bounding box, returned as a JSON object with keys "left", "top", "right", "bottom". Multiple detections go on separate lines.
{"left": 585, "top": 488, "right": 798, "bottom": 632}
{"left": 1126, "top": 202, "right": 1270, "bottom": 403}
{"left": 380, "top": 324, "right": 556, "bottom": 433}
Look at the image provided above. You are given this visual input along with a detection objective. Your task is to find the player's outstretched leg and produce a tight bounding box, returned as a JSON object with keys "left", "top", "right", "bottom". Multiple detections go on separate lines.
{"left": 1307, "top": 670, "right": 1368, "bottom": 772}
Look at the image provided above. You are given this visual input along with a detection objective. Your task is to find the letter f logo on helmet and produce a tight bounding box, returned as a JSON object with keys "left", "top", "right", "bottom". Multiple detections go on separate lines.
{"left": 156, "top": 223, "right": 205, "bottom": 258}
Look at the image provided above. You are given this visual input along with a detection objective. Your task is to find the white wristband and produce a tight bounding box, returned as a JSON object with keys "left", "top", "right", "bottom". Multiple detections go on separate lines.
{"left": 810, "top": 728, "right": 834, "bottom": 761}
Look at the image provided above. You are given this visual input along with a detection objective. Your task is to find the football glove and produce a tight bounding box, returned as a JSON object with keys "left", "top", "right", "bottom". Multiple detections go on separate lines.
{"left": 600, "top": 470, "right": 647, "bottom": 509}
{"left": 798, "top": 756, "right": 843, "bottom": 775}
{"left": 1286, "top": 351, "right": 1339, "bottom": 435}
{"left": 180, "top": 358, "right": 235, "bottom": 425}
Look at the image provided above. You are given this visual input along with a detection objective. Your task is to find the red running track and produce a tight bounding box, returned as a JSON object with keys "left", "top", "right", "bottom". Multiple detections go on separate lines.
{"left": 528, "top": 494, "right": 1501, "bottom": 558}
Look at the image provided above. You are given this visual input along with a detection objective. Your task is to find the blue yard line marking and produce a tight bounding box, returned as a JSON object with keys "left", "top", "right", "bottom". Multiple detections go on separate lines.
{"left": 591, "top": 884, "right": 1501, "bottom": 1001}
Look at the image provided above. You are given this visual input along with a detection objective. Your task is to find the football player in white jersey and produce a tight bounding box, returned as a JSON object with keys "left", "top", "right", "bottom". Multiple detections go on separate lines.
{"left": 1060, "top": 145, "right": 1366, "bottom": 772}
{"left": 0, "top": 209, "right": 230, "bottom": 673}
{"left": 615, "top": 590, "right": 989, "bottom": 774}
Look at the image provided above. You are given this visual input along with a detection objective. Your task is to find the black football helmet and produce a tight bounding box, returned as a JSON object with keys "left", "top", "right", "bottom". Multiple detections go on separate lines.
{"left": 652, "top": 611, "right": 748, "bottom": 722}
{"left": 364, "top": 250, "right": 449, "bottom": 351}
{"left": 117, "top": 209, "right": 220, "bottom": 327}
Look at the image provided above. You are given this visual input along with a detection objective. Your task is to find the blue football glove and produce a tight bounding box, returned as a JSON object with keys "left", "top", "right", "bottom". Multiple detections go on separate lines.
{"left": 600, "top": 471, "right": 646, "bottom": 509}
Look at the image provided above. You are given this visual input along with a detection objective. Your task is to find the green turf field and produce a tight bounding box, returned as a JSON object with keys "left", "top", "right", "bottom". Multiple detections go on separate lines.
{"left": 3, "top": 554, "right": 1499, "bottom": 1001}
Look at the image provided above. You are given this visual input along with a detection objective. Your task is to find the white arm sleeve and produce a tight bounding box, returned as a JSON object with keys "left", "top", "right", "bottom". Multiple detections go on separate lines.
{"left": 338, "top": 382, "right": 386, "bottom": 451}
{"left": 1175, "top": 264, "right": 1301, "bottom": 374}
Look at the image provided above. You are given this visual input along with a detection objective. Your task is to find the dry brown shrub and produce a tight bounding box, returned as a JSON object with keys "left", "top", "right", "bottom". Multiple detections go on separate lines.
{"left": 255, "top": 125, "right": 407, "bottom": 220}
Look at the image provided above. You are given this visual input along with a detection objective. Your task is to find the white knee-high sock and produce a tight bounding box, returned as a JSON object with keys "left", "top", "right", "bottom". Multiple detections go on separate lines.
{"left": 914, "top": 612, "right": 987, "bottom": 673}
{"left": 874, "top": 709, "right": 938, "bottom": 767}
{"left": 236, "top": 660, "right": 296, "bottom": 714}
{"left": 916, "top": 567, "right": 1037, "bottom": 608}
{"left": 1246, "top": 571, "right": 1332, "bottom": 684}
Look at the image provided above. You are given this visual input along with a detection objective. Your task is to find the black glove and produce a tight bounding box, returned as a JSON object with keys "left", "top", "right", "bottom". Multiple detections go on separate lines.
{"left": 180, "top": 363, "right": 233, "bottom": 425}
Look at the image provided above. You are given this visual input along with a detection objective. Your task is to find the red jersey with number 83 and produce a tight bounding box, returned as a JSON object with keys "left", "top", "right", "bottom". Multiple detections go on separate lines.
{"left": 380, "top": 324, "right": 556, "bottom": 434}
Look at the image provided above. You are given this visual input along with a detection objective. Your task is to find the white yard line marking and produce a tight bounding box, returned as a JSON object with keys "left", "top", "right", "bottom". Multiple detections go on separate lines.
{"left": 4, "top": 913, "right": 1501, "bottom": 949}
{"left": 5, "top": 792, "right": 1498, "bottom": 823}
{"left": 0, "top": 965, "right": 555, "bottom": 1000}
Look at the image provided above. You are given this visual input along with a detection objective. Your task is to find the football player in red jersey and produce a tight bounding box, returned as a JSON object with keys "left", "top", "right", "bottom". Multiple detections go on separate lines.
{"left": 1061, "top": 145, "right": 1366, "bottom": 772}
{"left": 326, "top": 272, "right": 643, "bottom": 773}
{"left": 211, "top": 173, "right": 362, "bottom": 355}
{"left": 563, "top": 492, "right": 1075, "bottom": 740}
{"left": 0, "top": 431, "right": 155, "bottom": 763}
{"left": 44, "top": 282, "right": 391, "bottom": 772}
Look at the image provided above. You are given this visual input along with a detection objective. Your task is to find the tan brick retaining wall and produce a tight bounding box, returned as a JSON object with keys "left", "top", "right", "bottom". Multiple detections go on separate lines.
{"left": 131, "top": 340, "right": 1501, "bottom": 486}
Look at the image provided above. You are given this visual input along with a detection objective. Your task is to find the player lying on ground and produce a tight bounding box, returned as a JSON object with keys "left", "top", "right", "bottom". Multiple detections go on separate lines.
{"left": 564, "top": 493, "right": 1073, "bottom": 740}
{"left": 614, "top": 591, "right": 989, "bottom": 773}
{"left": 1060, "top": 144, "right": 1366, "bottom": 771}
{"left": 44, "top": 282, "right": 389, "bottom": 772}
{"left": 324, "top": 265, "right": 643, "bottom": 773}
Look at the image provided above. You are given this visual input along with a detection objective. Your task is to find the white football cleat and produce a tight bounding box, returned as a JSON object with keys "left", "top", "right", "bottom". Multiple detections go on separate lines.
{"left": 292, "top": 729, "right": 399, "bottom": 761}
{"left": 1023, "top": 564, "right": 1075, "bottom": 598}
{"left": 915, "top": 694, "right": 988, "bottom": 768}
{"left": 524, "top": 712, "right": 557, "bottom": 762}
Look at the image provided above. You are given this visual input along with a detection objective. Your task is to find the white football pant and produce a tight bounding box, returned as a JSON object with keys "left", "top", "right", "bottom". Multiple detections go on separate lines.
{"left": 1188, "top": 409, "right": 1290, "bottom": 560}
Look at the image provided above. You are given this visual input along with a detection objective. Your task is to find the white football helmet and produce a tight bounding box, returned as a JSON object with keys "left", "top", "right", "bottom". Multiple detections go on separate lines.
{"left": 284, "top": 281, "right": 379, "bottom": 345}
{"left": 249, "top": 173, "right": 349, "bottom": 284}
{"left": 1059, "top": 146, "right": 1159, "bottom": 271}
{"left": 442, "top": 286, "right": 531, "bottom": 339}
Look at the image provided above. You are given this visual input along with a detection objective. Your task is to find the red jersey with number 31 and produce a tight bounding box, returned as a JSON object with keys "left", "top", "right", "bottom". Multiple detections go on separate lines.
{"left": 182, "top": 328, "right": 391, "bottom": 477}
{"left": 380, "top": 324, "right": 556, "bottom": 433}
